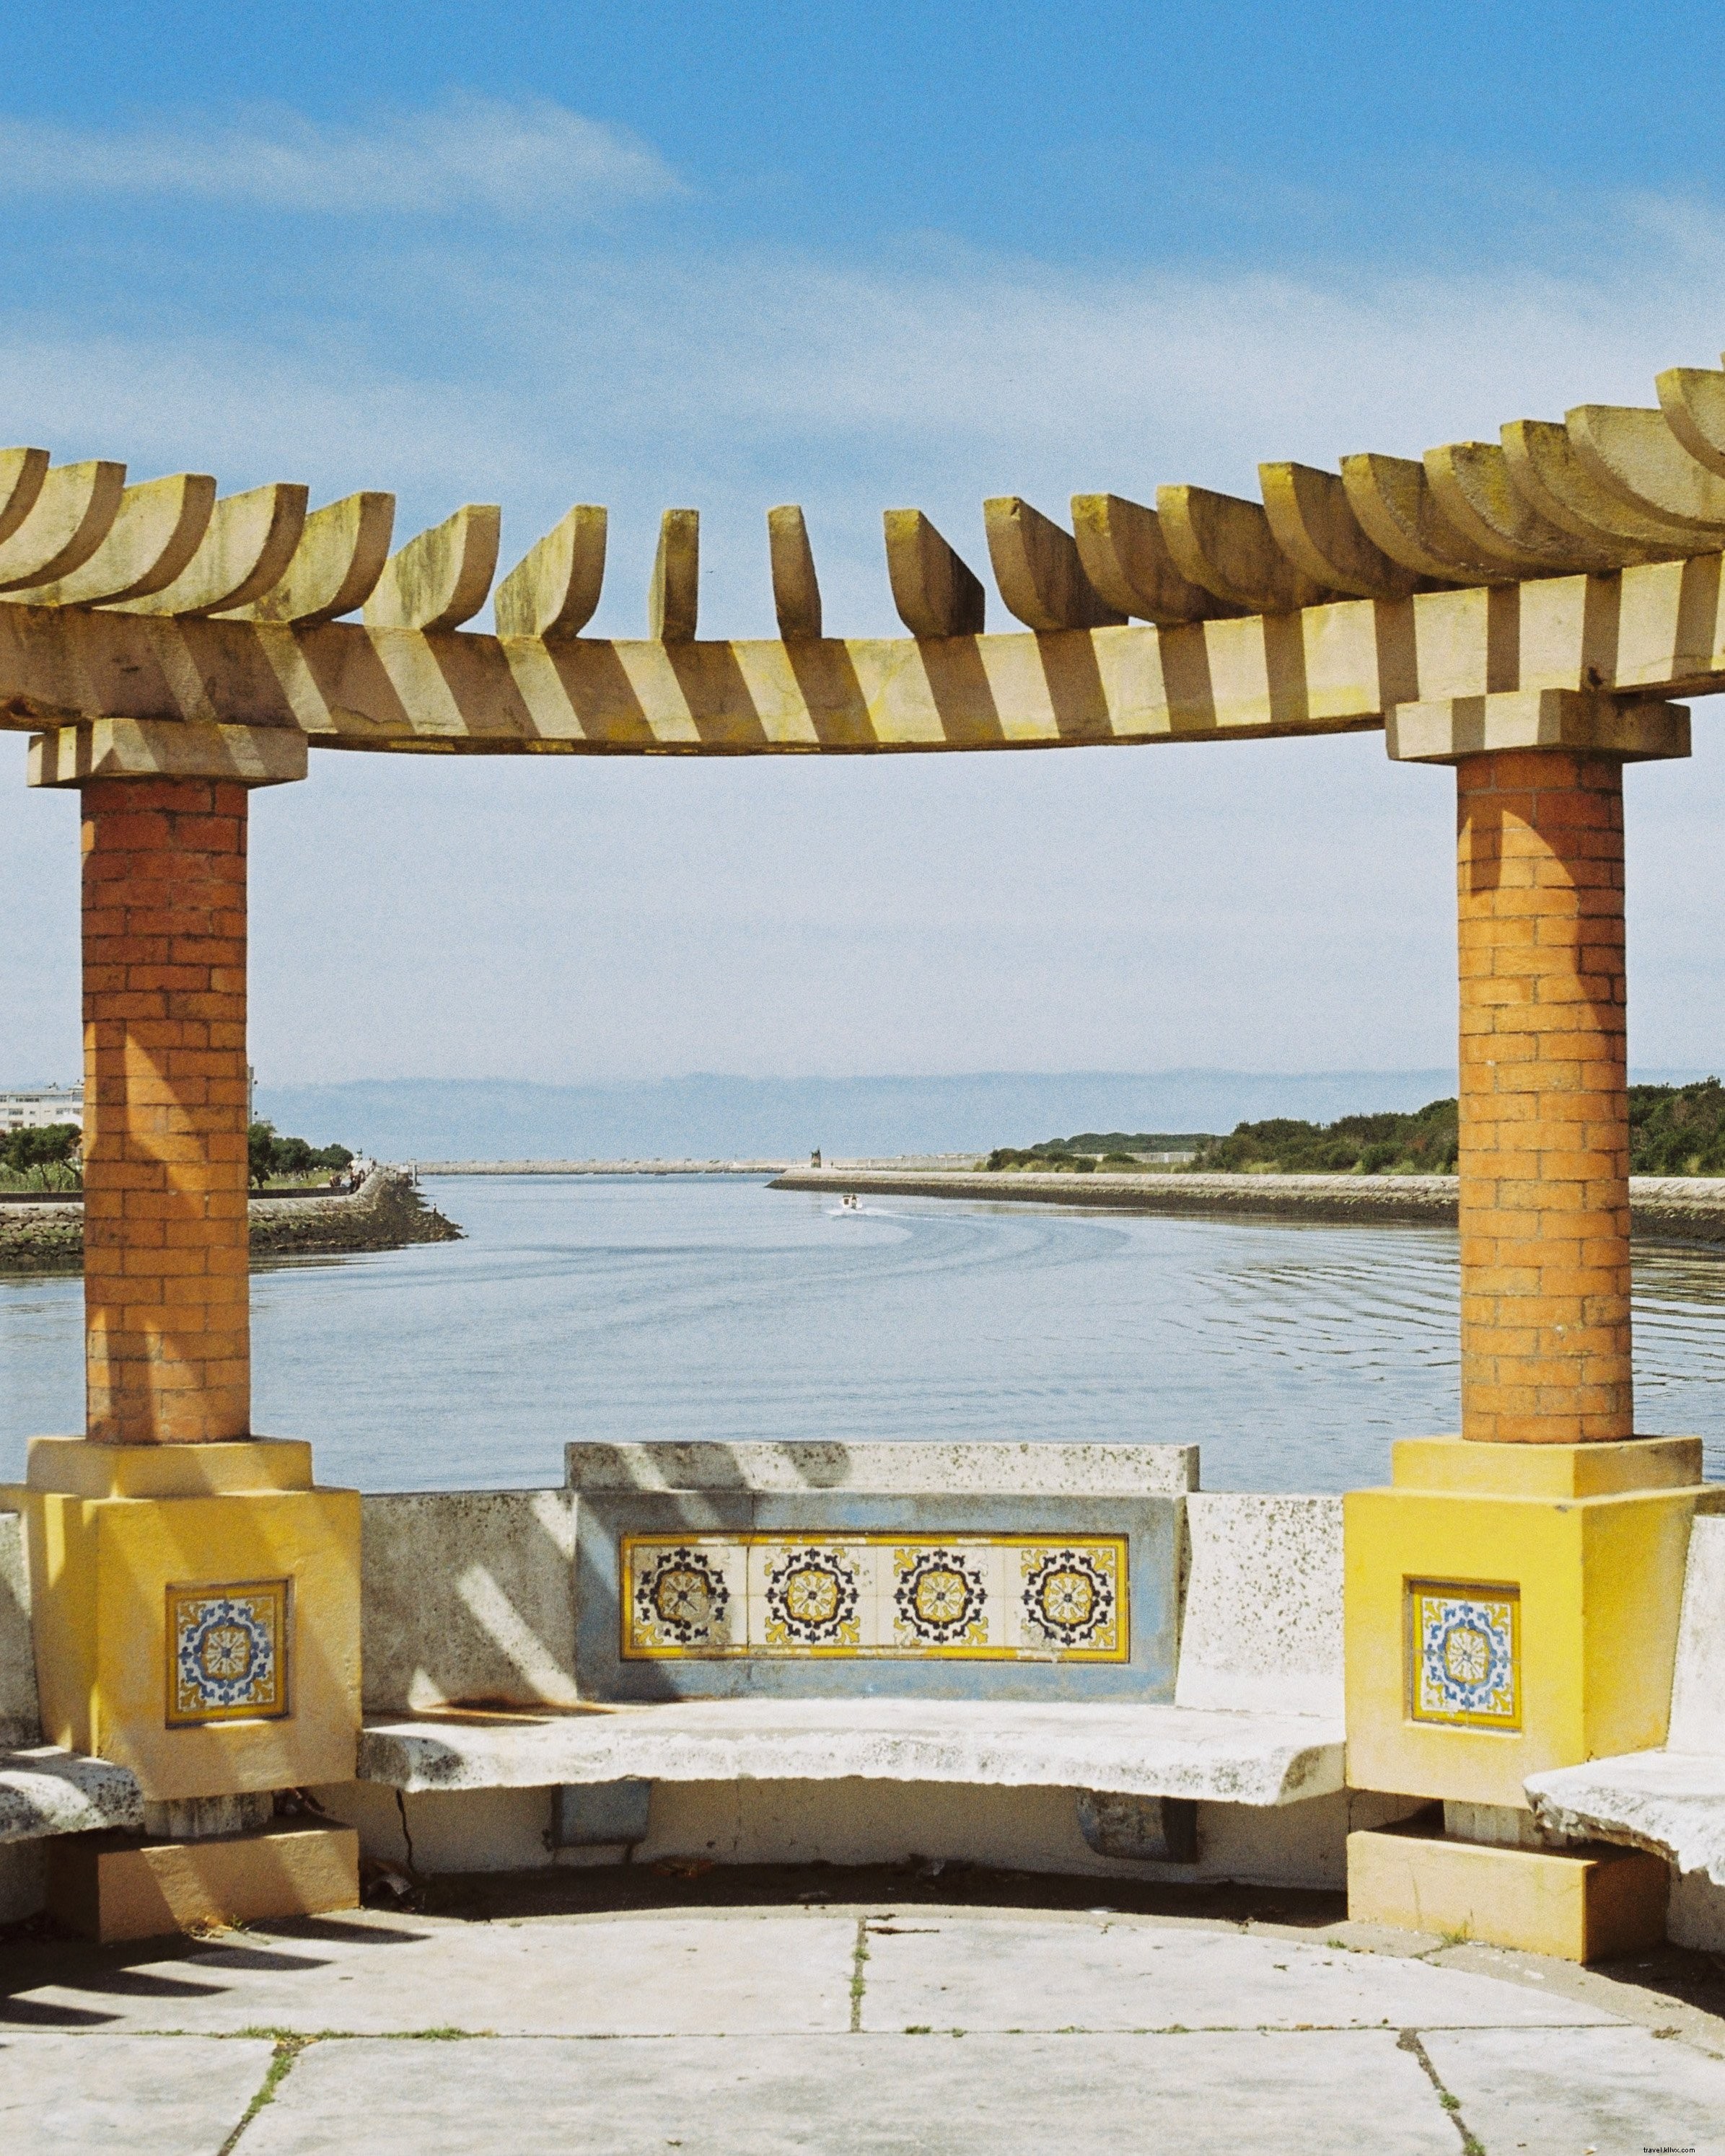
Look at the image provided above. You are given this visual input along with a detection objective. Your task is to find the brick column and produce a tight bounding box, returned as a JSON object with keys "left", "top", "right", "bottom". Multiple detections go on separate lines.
{"left": 82, "top": 776, "right": 251, "bottom": 1443}
{"left": 1455, "top": 749, "right": 1630, "bottom": 1445}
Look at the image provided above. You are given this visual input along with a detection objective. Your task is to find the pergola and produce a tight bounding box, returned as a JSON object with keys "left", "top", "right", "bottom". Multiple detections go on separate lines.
{"left": 3, "top": 364, "right": 1721, "bottom": 1944}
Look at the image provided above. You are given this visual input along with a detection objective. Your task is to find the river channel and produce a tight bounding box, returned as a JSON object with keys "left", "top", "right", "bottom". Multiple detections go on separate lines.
{"left": 3, "top": 1174, "right": 1724, "bottom": 1492}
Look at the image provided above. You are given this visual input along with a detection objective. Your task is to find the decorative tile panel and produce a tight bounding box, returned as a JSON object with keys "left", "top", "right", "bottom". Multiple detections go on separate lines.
{"left": 1408, "top": 1580, "right": 1519, "bottom": 1729}
{"left": 620, "top": 1534, "right": 1128, "bottom": 1662}
{"left": 167, "top": 1578, "right": 291, "bottom": 1727}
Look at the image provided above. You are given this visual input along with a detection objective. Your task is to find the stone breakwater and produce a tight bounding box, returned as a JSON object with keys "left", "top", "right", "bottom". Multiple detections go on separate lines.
{"left": 771, "top": 1167, "right": 1725, "bottom": 1243}
{"left": 0, "top": 1167, "right": 462, "bottom": 1276}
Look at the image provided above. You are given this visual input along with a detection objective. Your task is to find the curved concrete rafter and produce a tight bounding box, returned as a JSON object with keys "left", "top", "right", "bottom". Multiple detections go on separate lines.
{"left": 985, "top": 496, "right": 1125, "bottom": 631}
{"left": 119, "top": 483, "right": 310, "bottom": 619}
{"left": 1156, "top": 483, "right": 1330, "bottom": 612}
{"left": 1068, "top": 493, "right": 1232, "bottom": 624}
{"left": 1423, "top": 441, "right": 1620, "bottom": 576}
{"left": 766, "top": 505, "right": 822, "bottom": 641}
{"left": 1340, "top": 454, "right": 1505, "bottom": 584}
{"left": 17, "top": 472, "right": 217, "bottom": 608}
{"left": 0, "top": 448, "right": 50, "bottom": 548}
{"left": 1499, "top": 421, "right": 1693, "bottom": 553}
{"left": 226, "top": 491, "right": 398, "bottom": 628}
{"left": 2, "top": 351, "right": 1725, "bottom": 760}
{"left": 649, "top": 509, "right": 700, "bottom": 643}
{"left": 1258, "top": 462, "right": 1418, "bottom": 602}
{"left": 1654, "top": 364, "right": 1725, "bottom": 479}
{"left": 1567, "top": 403, "right": 1725, "bottom": 540}
{"left": 0, "top": 459, "right": 128, "bottom": 592}
{"left": 364, "top": 503, "right": 501, "bottom": 633}
{"left": 495, "top": 503, "right": 607, "bottom": 642}
{"left": 885, "top": 509, "right": 985, "bottom": 638}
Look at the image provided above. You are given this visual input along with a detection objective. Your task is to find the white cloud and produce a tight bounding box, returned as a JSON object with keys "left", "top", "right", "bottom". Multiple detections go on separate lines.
{"left": 3, "top": 195, "right": 1724, "bottom": 642}
{"left": 0, "top": 95, "right": 681, "bottom": 219}
{"left": 5, "top": 179, "right": 1725, "bottom": 1078}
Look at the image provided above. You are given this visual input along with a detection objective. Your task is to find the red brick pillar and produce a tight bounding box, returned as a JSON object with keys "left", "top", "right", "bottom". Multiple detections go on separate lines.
{"left": 81, "top": 777, "right": 251, "bottom": 1443}
{"left": 1456, "top": 749, "right": 1631, "bottom": 1445}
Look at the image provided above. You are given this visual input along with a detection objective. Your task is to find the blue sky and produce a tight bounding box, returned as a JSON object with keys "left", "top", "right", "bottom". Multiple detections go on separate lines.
{"left": 4, "top": 2, "right": 1725, "bottom": 1086}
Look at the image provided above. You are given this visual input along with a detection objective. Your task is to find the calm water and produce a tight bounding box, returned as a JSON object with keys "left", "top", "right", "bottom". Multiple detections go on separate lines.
{"left": 4, "top": 1176, "right": 1724, "bottom": 1492}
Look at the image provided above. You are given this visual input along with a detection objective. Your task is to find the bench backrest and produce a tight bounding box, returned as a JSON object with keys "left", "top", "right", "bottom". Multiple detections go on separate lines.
{"left": 1174, "top": 1494, "right": 1343, "bottom": 1719}
{"left": 1667, "top": 1513, "right": 1725, "bottom": 1755}
{"left": 0, "top": 1510, "right": 40, "bottom": 1745}
{"left": 569, "top": 1442, "right": 1194, "bottom": 1704}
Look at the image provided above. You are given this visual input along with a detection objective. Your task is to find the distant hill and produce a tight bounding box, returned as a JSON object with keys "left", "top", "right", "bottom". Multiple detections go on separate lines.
{"left": 253, "top": 1070, "right": 1480, "bottom": 1163}
{"left": 253, "top": 1070, "right": 1717, "bottom": 1166}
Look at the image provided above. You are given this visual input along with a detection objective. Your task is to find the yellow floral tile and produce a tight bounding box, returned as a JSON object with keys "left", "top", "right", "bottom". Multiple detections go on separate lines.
{"left": 1408, "top": 1580, "right": 1520, "bottom": 1729}
{"left": 167, "top": 1578, "right": 291, "bottom": 1727}
{"left": 619, "top": 1534, "right": 1128, "bottom": 1661}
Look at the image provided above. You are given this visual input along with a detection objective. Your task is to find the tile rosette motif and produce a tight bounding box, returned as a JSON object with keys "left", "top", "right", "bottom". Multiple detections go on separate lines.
{"left": 621, "top": 1533, "right": 1128, "bottom": 1660}
{"left": 1019, "top": 1543, "right": 1119, "bottom": 1653}
{"left": 1408, "top": 1580, "right": 1520, "bottom": 1729}
{"left": 630, "top": 1544, "right": 737, "bottom": 1652}
{"left": 167, "top": 1578, "right": 291, "bottom": 1726}
{"left": 892, "top": 1545, "right": 990, "bottom": 1648}
{"left": 763, "top": 1544, "right": 863, "bottom": 1649}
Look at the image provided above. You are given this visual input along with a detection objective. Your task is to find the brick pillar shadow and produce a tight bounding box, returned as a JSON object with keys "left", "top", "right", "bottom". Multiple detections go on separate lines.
{"left": 82, "top": 775, "right": 251, "bottom": 1443}
{"left": 1456, "top": 748, "right": 1631, "bottom": 1445}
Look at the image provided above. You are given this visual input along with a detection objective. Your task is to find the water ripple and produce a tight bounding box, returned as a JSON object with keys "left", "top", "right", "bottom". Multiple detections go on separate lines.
{"left": 2, "top": 1179, "right": 1721, "bottom": 1490}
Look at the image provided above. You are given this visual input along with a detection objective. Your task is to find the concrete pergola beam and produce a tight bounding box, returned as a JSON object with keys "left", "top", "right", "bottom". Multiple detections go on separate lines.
{"left": 0, "top": 555, "right": 1721, "bottom": 757}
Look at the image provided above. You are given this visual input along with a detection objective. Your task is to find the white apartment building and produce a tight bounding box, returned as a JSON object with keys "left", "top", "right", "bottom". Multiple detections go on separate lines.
{"left": 0, "top": 1084, "right": 84, "bottom": 1133}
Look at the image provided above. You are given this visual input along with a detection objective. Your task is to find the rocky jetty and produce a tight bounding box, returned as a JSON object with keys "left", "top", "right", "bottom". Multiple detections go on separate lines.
{"left": 0, "top": 1167, "right": 462, "bottom": 1276}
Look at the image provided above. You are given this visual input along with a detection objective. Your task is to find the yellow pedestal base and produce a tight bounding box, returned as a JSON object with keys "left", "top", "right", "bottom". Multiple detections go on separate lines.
{"left": 1348, "top": 1822, "right": 1668, "bottom": 1963}
{"left": 48, "top": 1820, "right": 359, "bottom": 1942}
{"left": 1345, "top": 1436, "right": 1708, "bottom": 1808}
{"left": 1, "top": 1437, "right": 361, "bottom": 1801}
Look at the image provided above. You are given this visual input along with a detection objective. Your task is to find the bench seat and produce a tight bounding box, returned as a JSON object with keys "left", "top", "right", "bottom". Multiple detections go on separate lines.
{"left": 1524, "top": 1515, "right": 1725, "bottom": 1889}
{"left": 1526, "top": 1755, "right": 1725, "bottom": 1888}
{"left": 358, "top": 1697, "right": 1346, "bottom": 1808}
{"left": 0, "top": 1746, "right": 143, "bottom": 1843}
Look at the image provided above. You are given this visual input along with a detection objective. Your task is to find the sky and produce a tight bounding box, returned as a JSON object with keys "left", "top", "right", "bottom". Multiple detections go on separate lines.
{"left": 4, "top": 1, "right": 1725, "bottom": 1086}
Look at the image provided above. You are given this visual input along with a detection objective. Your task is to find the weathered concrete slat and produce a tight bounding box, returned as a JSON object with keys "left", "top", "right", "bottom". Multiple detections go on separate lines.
{"left": 1, "top": 555, "right": 1722, "bottom": 754}
{"left": 0, "top": 1746, "right": 143, "bottom": 1842}
{"left": 359, "top": 1697, "right": 1346, "bottom": 1805}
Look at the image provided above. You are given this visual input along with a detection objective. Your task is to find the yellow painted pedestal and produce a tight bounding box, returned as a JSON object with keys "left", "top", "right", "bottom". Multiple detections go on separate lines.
{"left": 1347, "top": 1818, "right": 1667, "bottom": 1962}
{"left": 2, "top": 1435, "right": 361, "bottom": 1940}
{"left": 48, "top": 1819, "right": 361, "bottom": 1943}
{"left": 1343, "top": 1435, "right": 1708, "bottom": 1958}
{"left": 2, "top": 1437, "right": 361, "bottom": 1800}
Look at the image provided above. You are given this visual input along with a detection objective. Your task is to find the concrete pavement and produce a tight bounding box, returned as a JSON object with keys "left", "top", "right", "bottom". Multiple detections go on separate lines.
{"left": 4, "top": 1876, "right": 1724, "bottom": 2153}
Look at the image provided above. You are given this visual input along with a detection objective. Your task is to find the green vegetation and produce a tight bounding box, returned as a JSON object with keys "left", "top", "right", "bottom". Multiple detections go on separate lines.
{"left": 0, "top": 1121, "right": 82, "bottom": 1191}
{"left": 985, "top": 1132, "right": 1210, "bottom": 1171}
{"left": 247, "top": 1121, "right": 354, "bottom": 1190}
{"left": 986, "top": 1082, "right": 1725, "bottom": 1179}
{"left": 1628, "top": 1077, "right": 1725, "bottom": 1174}
{"left": 1187, "top": 1099, "right": 1459, "bottom": 1175}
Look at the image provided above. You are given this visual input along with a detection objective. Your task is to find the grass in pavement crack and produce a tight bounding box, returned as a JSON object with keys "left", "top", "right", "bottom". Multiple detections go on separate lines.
{"left": 219, "top": 2034, "right": 313, "bottom": 2154}
{"left": 850, "top": 1917, "right": 870, "bottom": 2032}
{"left": 1397, "top": 2028, "right": 1485, "bottom": 2156}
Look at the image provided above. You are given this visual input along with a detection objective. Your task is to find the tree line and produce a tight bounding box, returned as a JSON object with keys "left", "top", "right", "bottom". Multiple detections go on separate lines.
{"left": 986, "top": 1081, "right": 1725, "bottom": 1177}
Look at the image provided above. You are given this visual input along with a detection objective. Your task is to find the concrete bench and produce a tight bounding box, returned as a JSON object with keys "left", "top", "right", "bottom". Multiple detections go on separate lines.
{"left": 0, "top": 1745, "right": 143, "bottom": 1843}
{"left": 0, "top": 1509, "right": 143, "bottom": 1920}
{"left": 349, "top": 1446, "right": 1352, "bottom": 1876}
{"left": 1526, "top": 1513, "right": 1725, "bottom": 1889}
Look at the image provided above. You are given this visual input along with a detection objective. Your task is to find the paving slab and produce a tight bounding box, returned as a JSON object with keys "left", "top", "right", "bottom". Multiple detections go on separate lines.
{"left": 858, "top": 1915, "right": 1625, "bottom": 2032}
{"left": 1, "top": 1909, "right": 856, "bottom": 2036}
{"left": 240, "top": 2030, "right": 1457, "bottom": 2156}
{"left": 1424, "top": 2024, "right": 1725, "bottom": 2155}
{"left": 0, "top": 2031, "right": 271, "bottom": 2155}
